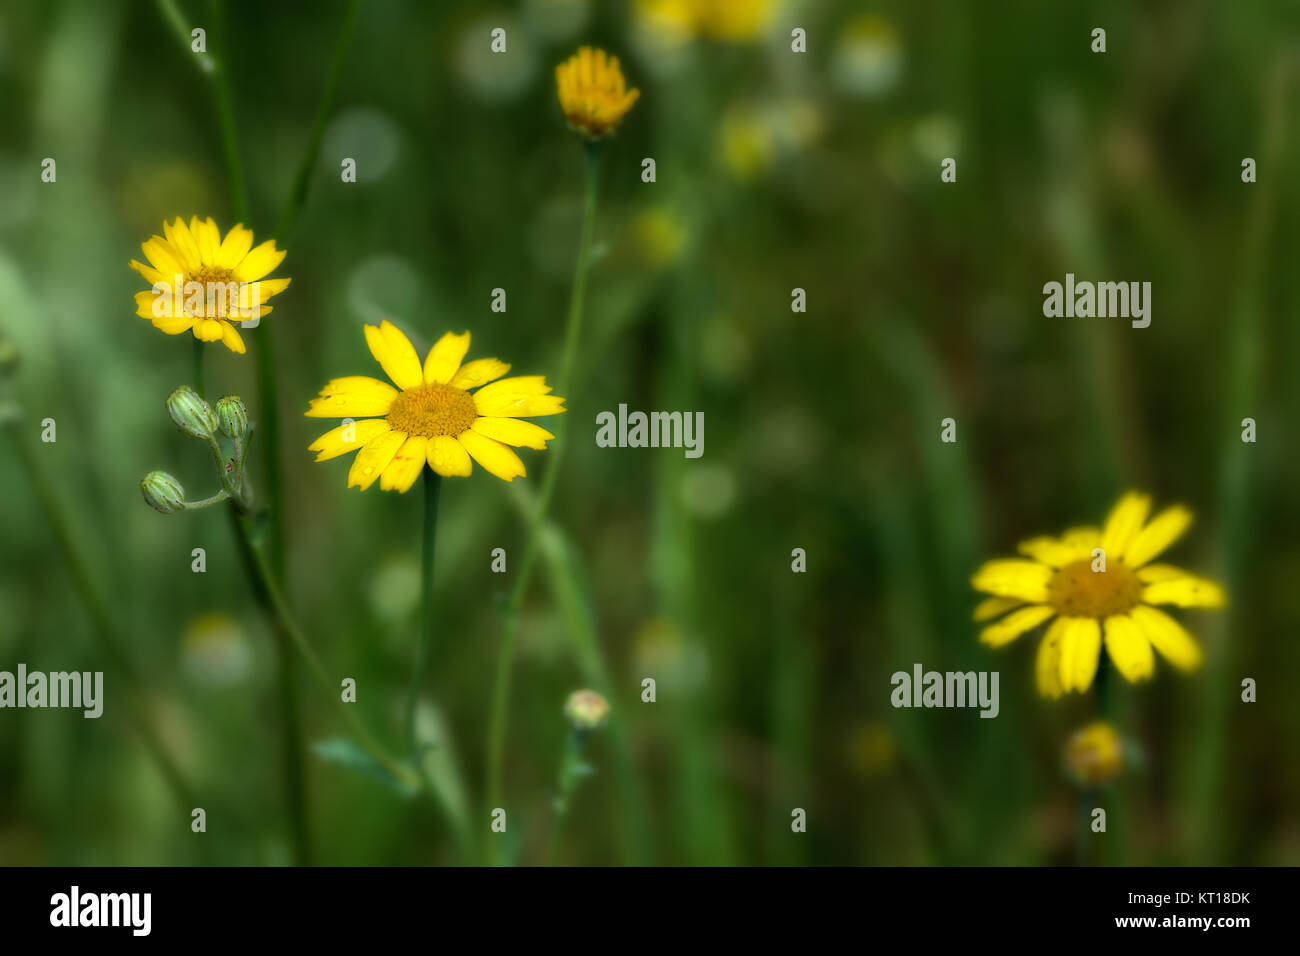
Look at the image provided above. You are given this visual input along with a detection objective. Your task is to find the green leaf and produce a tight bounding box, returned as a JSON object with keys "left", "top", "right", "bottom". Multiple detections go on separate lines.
{"left": 313, "top": 738, "right": 419, "bottom": 797}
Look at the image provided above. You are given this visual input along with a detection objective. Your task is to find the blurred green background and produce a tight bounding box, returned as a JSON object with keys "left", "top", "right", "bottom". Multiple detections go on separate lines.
{"left": 1, "top": 0, "right": 1297, "bottom": 865}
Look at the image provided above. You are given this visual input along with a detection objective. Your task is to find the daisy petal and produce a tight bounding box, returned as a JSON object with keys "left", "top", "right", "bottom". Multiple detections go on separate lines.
{"left": 974, "top": 596, "right": 1024, "bottom": 622}
{"left": 192, "top": 216, "right": 221, "bottom": 261}
{"left": 135, "top": 289, "right": 178, "bottom": 319}
{"left": 1100, "top": 491, "right": 1151, "bottom": 561}
{"left": 450, "top": 358, "right": 510, "bottom": 390}
{"left": 473, "top": 394, "right": 567, "bottom": 418}
{"left": 1058, "top": 617, "right": 1101, "bottom": 693}
{"left": 243, "top": 277, "right": 291, "bottom": 307}
{"left": 474, "top": 375, "right": 552, "bottom": 398}
{"left": 1122, "top": 505, "right": 1193, "bottom": 568}
{"left": 970, "top": 559, "right": 1052, "bottom": 602}
{"left": 305, "top": 376, "right": 398, "bottom": 418}
{"left": 423, "top": 330, "right": 471, "bottom": 384}
{"left": 457, "top": 430, "right": 526, "bottom": 482}
{"left": 129, "top": 259, "right": 165, "bottom": 286}
{"left": 348, "top": 430, "right": 406, "bottom": 491}
{"left": 1036, "top": 618, "right": 1068, "bottom": 699}
{"left": 150, "top": 313, "right": 194, "bottom": 334}
{"left": 1136, "top": 563, "right": 1192, "bottom": 583}
{"left": 141, "top": 236, "right": 187, "bottom": 280}
{"left": 1130, "top": 605, "right": 1203, "bottom": 671}
{"left": 215, "top": 224, "right": 255, "bottom": 270}
{"left": 1016, "top": 536, "right": 1082, "bottom": 567}
{"left": 309, "top": 419, "right": 390, "bottom": 461}
{"left": 1103, "top": 614, "right": 1155, "bottom": 683}
{"left": 1060, "top": 526, "right": 1103, "bottom": 550}
{"left": 364, "top": 321, "right": 424, "bottom": 390}
{"left": 194, "top": 319, "right": 225, "bottom": 342}
{"left": 219, "top": 321, "right": 246, "bottom": 354}
{"left": 427, "top": 434, "right": 472, "bottom": 477}
{"left": 1142, "top": 577, "right": 1226, "bottom": 609}
{"left": 163, "top": 217, "right": 202, "bottom": 272}
{"left": 471, "top": 417, "right": 556, "bottom": 449}
{"left": 379, "top": 436, "right": 428, "bottom": 492}
{"left": 233, "top": 239, "right": 287, "bottom": 282}
{"left": 979, "top": 605, "right": 1055, "bottom": 648}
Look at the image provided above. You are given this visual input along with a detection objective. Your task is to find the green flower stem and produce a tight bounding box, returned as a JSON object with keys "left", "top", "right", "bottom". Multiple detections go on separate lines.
{"left": 505, "top": 484, "right": 653, "bottom": 864}
{"left": 206, "top": 0, "right": 250, "bottom": 225}
{"left": 274, "top": 0, "right": 360, "bottom": 242}
{"left": 1186, "top": 56, "right": 1289, "bottom": 863}
{"left": 1078, "top": 660, "right": 1118, "bottom": 867}
{"left": 4, "top": 421, "right": 197, "bottom": 815}
{"left": 191, "top": 339, "right": 205, "bottom": 400}
{"left": 154, "top": 0, "right": 365, "bottom": 864}
{"left": 228, "top": 506, "right": 480, "bottom": 858}
{"left": 260, "top": 0, "right": 358, "bottom": 579}
{"left": 226, "top": 507, "right": 413, "bottom": 788}
{"left": 405, "top": 471, "right": 442, "bottom": 755}
{"left": 185, "top": 489, "right": 230, "bottom": 509}
{"left": 544, "top": 730, "right": 589, "bottom": 864}
{"left": 485, "top": 142, "right": 601, "bottom": 853}
{"left": 203, "top": 433, "right": 251, "bottom": 510}
{"left": 198, "top": 0, "right": 300, "bottom": 864}
{"left": 1075, "top": 790, "right": 1094, "bottom": 866}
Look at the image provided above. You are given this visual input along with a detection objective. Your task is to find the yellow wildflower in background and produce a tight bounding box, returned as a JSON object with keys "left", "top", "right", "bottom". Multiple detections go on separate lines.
{"left": 696, "top": 0, "right": 775, "bottom": 41}
{"left": 1064, "top": 721, "right": 1124, "bottom": 786}
{"left": 129, "top": 217, "right": 290, "bottom": 354}
{"left": 555, "top": 46, "right": 640, "bottom": 140}
{"left": 636, "top": 0, "right": 775, "bottom": 42}
{"left": 306, "top": 321, "right": 565, "bottom": 491}
{"left": 972, "top": 492, "right": 1226, "bottom": 698}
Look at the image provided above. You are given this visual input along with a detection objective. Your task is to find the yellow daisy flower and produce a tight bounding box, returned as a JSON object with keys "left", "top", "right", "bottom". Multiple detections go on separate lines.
{"left": 555, "top": 46, "right": 640, "bottom": 140}
{"left": 971, "top": 491, "right": 1226, "bottom": 698}
{"left": 306, "top": 321, "right": 566, "bottom": 491}
{"left": 129, "top": 216, "right": 291, "bottom": 354}
{"left": 1064, "top": 721, "right": 1124, "bottom": 786}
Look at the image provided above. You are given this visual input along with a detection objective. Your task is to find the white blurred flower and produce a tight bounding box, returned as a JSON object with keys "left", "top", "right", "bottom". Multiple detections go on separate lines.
{"left": 457, "top": 16, "right": 537, "bottom": 102}
{"left": 830, "top": 15, "right": 903, "bottom": 98}
{"left": 180, "top": 614, "right": 253, "bottom": 687}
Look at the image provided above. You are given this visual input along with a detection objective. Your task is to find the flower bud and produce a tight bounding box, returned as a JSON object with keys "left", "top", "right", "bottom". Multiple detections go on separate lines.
{"left": 167, "top": 385, "right": 219, "bottom": 439}
{"left": 1064, "top": 721, "right": 1123, "bottom": 786}
{"left": 215, "top": 395, "right": 249, "bottom": 439}
{"left": 564, "top": 689, "right": 610, "bottom": 731}
{"left": 141, "top": 470, "right": 186, "bottom": 514}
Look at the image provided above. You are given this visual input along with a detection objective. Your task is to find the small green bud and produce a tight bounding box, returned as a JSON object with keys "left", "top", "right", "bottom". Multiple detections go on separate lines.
{"left": 141, "top": 470, "right": 186, "bottom": 514}
{"left": 215, "top": 395, "right": 249, "bottom": 439}
{"left": 167, "top": 385, "right": 218, "bottom": 439}
{"left": 564, "top": 689, "right": 610, "bottom": 731}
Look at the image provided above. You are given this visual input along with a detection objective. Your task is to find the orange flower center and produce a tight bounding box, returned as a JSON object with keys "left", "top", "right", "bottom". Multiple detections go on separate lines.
{"left": 386, "top": 383, "right": 477, "bottom": 438}
{"left": 1047, "top": 560, "right": 1142, "bottom": 619}
{"left": 184, "top": 265, "right": 238, "bottom": 319}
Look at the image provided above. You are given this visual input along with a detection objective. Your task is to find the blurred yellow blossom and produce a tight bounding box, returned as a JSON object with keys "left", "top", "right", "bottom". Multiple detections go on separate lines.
{"left": 1064, "top": 721, "right": 1124, "bottom": 786}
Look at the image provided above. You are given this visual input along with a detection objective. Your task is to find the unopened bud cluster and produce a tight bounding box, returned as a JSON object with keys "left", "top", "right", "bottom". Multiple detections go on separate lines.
{"left": 141, "top": 386, "right": 253, "bottom": 514}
